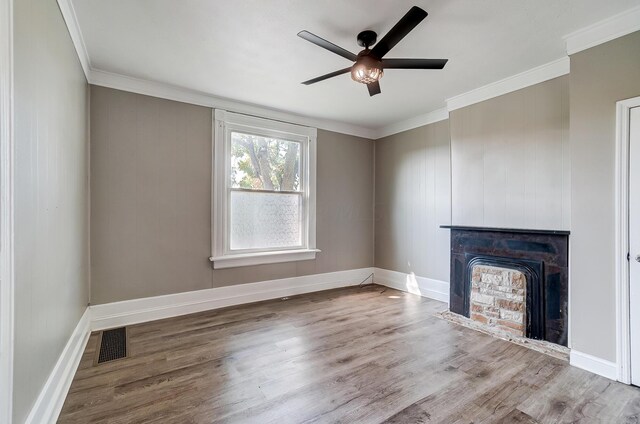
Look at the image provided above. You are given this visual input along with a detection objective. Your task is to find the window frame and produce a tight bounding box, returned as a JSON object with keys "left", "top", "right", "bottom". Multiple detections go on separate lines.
{"left": 211, "top": 110, "right": 318, "bottom": 269}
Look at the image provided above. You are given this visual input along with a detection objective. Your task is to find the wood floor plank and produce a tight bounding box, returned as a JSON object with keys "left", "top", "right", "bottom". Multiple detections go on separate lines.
{"left": 58, "top": 285, "right": 640, "bottom": 423}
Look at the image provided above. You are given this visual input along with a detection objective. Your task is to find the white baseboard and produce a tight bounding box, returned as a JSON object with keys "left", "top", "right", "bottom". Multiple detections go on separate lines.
{"left": 374, "top": 267, "right": 449, "bottom": 304}
{"left": 90, "top": 267, "right": 375, "bottom": 331}
{"left": 570, "top": 350, "right": 618, "bottom": 381}
{"left": 25, "top": 308, "right": 91, "bottom": 424}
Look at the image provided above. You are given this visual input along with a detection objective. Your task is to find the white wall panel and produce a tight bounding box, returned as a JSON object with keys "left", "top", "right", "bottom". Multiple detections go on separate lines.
{"left": 450, "top": 76, "right": 570, "bottom": 230}
{"left": 375, "top": 120, "right": 451, "bottom": 283}
{"left": 12, "top": 0, "right": 89, "bottom": 421}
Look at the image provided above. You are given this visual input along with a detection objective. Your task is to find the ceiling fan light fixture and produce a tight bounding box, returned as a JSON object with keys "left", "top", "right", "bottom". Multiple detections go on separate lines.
{"left": 299, "top": 6, "right": 445, "bottom": 96}
{"left": 351, "top": 64, "right": 383, "bottom": 84}
{"left": 350, "top": 55, "right": 383, "bottom": 84}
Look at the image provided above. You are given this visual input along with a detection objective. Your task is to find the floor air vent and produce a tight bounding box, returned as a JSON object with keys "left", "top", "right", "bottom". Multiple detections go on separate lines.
{"left": 96, "top": 327, "right": 127, "bottom": 364}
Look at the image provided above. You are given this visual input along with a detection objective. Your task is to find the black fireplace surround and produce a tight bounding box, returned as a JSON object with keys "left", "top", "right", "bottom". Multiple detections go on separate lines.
{"left": 441, "top": 226, "right": 569, "bottom": 346}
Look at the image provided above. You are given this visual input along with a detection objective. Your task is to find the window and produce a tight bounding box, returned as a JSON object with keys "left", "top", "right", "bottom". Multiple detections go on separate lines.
{"left": 211, "top": 110, "right": 318, "bottom": 269}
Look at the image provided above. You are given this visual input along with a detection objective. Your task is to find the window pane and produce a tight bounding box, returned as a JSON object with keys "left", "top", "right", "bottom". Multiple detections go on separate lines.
{"left": 230, "top": 132, "right": 301, "bottom": 191}
{"left": 230, "top": 191, "right": 302, "bottom": 250}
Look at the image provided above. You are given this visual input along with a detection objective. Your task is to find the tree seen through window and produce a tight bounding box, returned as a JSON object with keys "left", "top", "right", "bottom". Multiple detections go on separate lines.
{"left": 230, "top": 132, "right": 300, "bottom": 191}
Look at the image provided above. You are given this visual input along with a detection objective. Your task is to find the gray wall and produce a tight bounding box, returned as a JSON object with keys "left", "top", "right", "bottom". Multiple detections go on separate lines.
{"left": 13, "top": 0, "right": 90, "bottom": 422}
{"left": 570, "top": 31, "right": 640, "bottom": 361}
{"left": 373, "top": 76, "right": 570, "bottom": 281}
{"left": 90, "top": 86, "right": 374, "bottom": 304}
{"left": 450, "top": 76, "right": 570, "bottom": 230}
{"left": 374, "top": 120, "right": 451, "bottom": 282}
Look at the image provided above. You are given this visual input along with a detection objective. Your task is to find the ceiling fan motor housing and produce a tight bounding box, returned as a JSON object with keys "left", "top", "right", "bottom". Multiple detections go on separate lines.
{"left": 357, "top": 30, "right": 377, "bottom": 48}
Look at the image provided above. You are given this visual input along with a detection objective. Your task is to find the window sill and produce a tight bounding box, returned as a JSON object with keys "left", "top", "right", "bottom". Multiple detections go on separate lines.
{"left": 210, "top": 249, "right": 321, "bottom": 269}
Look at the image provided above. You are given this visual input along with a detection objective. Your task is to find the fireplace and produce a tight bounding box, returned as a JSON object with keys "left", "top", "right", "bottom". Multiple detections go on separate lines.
{"left": 441, "top": 226, "right": 569, "bottom": 346}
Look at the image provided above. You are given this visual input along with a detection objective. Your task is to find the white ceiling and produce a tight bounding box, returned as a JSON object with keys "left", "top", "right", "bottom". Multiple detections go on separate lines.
{"left": 72, "top": 0, "right": 639, "bottom": 130}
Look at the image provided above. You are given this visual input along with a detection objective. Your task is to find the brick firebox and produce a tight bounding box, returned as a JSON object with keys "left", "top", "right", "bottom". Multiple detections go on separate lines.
{"left": 470, "top": 265, "right": 526, "bottom": 337}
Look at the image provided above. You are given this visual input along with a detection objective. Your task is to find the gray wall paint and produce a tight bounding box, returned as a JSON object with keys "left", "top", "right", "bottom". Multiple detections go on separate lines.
{"left": 90, "top": 86, "right": 374, "bottom": 304}
{"left": 90, "top": 86, "right": 212, "bottom": 303}
{"left": 450, "top": 76, "right": 570, "bottom": 230}
{"left": 570, "top": 31, "right": 640, "bottom": 362}
{"left": 12, "top": 0, "right": 89, "bottom": 422}
{"left": 374, "top": 120, "right": 451, "bottom": 282}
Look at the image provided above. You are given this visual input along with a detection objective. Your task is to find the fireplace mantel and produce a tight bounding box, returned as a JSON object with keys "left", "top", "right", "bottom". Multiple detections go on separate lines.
{"left": 440, "top": 225, "right": 570, "bottom": 236}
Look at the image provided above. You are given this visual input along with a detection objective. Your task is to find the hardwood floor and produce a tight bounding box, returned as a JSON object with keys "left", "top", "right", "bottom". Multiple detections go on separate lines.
{"left": 58, "top": 285, "right": 640, "bottom": 423}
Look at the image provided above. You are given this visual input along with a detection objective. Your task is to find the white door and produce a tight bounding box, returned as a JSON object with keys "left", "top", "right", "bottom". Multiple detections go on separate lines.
{"left": 630, "top": 106, "right": 640, "bottom": 385}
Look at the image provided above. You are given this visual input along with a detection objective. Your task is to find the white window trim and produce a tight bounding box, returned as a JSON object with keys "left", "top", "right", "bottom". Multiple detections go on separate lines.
{"left": 211, "top": 110, "right": 318, "bottom": 269}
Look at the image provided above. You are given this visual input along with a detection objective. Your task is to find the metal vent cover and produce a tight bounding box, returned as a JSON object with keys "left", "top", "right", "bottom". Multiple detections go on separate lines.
{"left": 96, "top": 327, "right": 128, "bottom": 364}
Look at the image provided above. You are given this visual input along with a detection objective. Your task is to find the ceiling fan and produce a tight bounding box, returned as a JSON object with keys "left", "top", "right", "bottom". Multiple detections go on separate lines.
{"left": 298, "top": 6, "right": 448, "bottom": 97}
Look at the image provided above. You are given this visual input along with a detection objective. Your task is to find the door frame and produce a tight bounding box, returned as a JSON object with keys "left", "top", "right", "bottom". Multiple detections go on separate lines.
{"left": 0, "top": 0, "right": 14, "bottom": 420}
{"left": 615, "top": 96, "right": 640, "bottom": 385}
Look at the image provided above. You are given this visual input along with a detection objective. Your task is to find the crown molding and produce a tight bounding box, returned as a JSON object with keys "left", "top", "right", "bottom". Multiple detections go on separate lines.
{"left": 56, "top": 0, "right": 91, "bottom": 80}
{"left": 88, "top": 69, "right": 377, "bottom": 140}
{"left": 446, "top": 57, "right": 570, "bottom": 112}
{"left": 374, "top": 108, "right": 449, "bottom": 139}
{"left": 564, "top": 5, "right": 640, "bottom": 56}
{"left": 58, "top": 0, "right": 638, "bottom": 140}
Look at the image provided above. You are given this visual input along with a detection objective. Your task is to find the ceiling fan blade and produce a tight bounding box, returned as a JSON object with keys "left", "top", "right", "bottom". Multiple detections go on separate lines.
{"left": 301, "top": 67, "right": 352, "bottom": 85}
{"left": 298, "top": 31, "right": 357, "bottom": 62}
{"left": 382, "top": 58, "right": 448, "bottom": 69}
{"left": 370, "top": 6, "right": 428, "bottom": 59}
{"left": 367, "top": 81, "right": 381, "bottom": 96}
